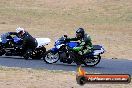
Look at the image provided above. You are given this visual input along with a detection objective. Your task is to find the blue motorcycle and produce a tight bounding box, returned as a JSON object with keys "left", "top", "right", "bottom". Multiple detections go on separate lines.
{"left": 0, "top": 32, "right": 50, "bottom": 59}
{"left": 43, "top": 35, "right": 105, "bottom": 67}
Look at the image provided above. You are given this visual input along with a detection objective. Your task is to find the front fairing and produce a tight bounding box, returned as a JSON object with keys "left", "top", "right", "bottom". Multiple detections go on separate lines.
{"left": 50, "top": 47, "right": 59, "bottom": 53}
{"left": 55, "top": 36, "right": 65, "bottom": 43}
{"left": 51, "top": 37, "right": 65, "bottom": 53}
{"left": 54, "top": 37, "right": 65, "bottom": 48}
{"left": 53, "top": 36, "right": 80, "bottom": 53}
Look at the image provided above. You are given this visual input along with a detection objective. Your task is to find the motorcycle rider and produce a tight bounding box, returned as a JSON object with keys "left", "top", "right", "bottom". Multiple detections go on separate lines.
{"left": 65, "top": 28, "right": 93, "bottom": 65}
{"left": 16, "top": 27, "right": 38, "bottom": 59}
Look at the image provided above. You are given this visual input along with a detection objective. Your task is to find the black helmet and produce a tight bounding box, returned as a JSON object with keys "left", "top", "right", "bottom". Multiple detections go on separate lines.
{"left": 76, "top": 28, "right": 85, "bottom": 38}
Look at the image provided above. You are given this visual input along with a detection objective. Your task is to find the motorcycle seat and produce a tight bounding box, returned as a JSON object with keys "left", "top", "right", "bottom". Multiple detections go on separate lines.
{"left": 93, "top": 45, "right": 102, "bottom": 50}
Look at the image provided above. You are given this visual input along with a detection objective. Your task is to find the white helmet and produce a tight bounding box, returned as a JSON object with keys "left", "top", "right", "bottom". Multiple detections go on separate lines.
{"left": 16, "top": 27, "right": 25, "bottom": 33}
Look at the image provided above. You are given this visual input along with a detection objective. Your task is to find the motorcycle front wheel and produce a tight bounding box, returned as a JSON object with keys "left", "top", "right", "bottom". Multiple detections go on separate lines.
{"left": 43, "top": 50, "right": 59, "bottom": 64}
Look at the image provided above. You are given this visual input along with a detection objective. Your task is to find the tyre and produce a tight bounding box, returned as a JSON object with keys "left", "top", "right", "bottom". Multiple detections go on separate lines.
{"left": 83, "top": 55, "right": 101, "bottom": 67}
{"left": 43, "top": 50, "right": 59, "bottom": 64}
{"left": 31, "top": 48, "right": 46, "bottom": 60}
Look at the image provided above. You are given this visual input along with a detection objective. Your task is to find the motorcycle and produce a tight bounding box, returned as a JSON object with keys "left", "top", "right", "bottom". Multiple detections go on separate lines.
{"left": 0, "top": 33, "right": 50, "bottom": 59}
{"left": 43, "top": 35, "right": 105, "bottom": 67}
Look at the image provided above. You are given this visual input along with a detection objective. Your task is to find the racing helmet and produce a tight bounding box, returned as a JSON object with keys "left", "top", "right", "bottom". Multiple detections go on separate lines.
{"left": 76, "top": 28, "right": 85, "bottom": 38}
{"left": 16, "top": 27, "right": 25, "bottom": 34}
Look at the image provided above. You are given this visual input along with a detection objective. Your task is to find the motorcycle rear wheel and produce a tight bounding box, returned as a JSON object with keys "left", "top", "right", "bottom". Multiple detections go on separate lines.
{"left": 83, "top": 55, "right": 101, "bottom": 67}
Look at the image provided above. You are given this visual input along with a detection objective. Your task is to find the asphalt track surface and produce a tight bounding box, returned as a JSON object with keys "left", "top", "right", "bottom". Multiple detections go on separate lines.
{"left": 0, "top": 56, "right": 132, "bottom": 75}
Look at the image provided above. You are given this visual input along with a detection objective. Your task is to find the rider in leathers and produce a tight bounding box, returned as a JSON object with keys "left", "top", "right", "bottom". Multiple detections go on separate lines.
{"left": 65, "top": 28, "right": 93, "bottom": 65}
{"left": 16, "top": 27, "right": 38, "bottom": 59}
